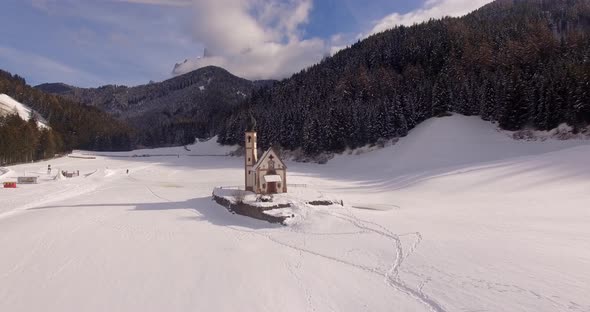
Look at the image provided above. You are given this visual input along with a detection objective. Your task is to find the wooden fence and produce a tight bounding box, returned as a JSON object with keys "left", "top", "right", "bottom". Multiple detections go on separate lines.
{"left": 17, "top": 176, "right": 38, "bottom": 184}
{"left": 217, "top": 184, "right": 308, "bottom": 190}
{"left": 287, "top": 184, "right": 307, "bottom": 188}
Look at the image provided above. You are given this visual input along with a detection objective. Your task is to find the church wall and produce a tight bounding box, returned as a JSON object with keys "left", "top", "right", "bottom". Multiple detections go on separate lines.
{"left": 255, "top": 168, "right": 286, "bottom": 194}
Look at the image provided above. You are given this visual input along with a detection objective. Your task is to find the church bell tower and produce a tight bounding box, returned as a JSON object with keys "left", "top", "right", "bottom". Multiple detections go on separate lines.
{"left": 245, "top": 131, "right": 258, "bottom": 191}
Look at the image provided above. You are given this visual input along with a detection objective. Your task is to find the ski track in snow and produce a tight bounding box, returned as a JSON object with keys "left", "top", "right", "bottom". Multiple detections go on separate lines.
{"left": 145, "top": 185, "right": 172, "bottom": 203}
{"left": 0, "top": 164, "right": 156, "bottom": 220}
{"left": 402, "top": 264, "right": 589, "bottom": 311}
{"left": 222, "top": 200, "right": 442, "bottom": 312}
{"left": 0, "top": 182, "right": 96, "bottom": 220}
{"left": 326, "top": 209, "right": 444, "bottom": 312}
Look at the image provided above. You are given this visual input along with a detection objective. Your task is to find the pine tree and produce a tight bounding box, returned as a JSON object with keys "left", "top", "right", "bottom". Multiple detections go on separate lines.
{"left": 499, "top": 73, "right": 529, "bottom": 130}
{"left": 575, "top": 64, "right": 590, "bottom": 124}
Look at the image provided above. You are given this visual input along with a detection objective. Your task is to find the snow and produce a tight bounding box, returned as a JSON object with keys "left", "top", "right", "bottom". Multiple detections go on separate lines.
{"left": 212, "top": 188, "right": 295, "bottom": 209}
{"left": 54, "top": 170, "right": 65, "bottom": 181}
{"left": 0, "top": 93, "right": 50, "bottom": 129}
{"left": 507, "top": 123, "right": 590, "bottom": 141}
{"left": 1, "top": 115, "right": 589, "bottom": 312}
{"left": 264, "top": 174, "right": 281, "bottom": 182}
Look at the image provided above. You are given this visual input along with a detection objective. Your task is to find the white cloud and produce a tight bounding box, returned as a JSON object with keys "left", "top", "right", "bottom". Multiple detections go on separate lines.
{"left": 175, "top": 0, "right": 496, "bottom": 79}
{"left": 172, "top": 0, "right": 329, "bottom": 80}
{"left": 370, "top": 0, "right": 493, "bottom": 35}
{"left": 328, "top": 32, "right": 363, "bottom": 56}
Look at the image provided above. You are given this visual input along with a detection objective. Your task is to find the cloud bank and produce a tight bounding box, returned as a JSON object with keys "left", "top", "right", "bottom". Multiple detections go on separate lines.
{"left": 174, "top": 0, "right": 494, "bottom": 80}
{"left": 172, "top": 0, "right": 329, "bottom": 80}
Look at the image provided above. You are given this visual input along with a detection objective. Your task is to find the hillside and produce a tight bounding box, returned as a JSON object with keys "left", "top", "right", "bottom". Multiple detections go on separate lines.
{"left": 217, "top": 0, "right": 590, "bottom": 155}
{"left": 34, "top": 82, "right": 76, "bottom": 94}
{"left": 0, "top": 70, "right": 134, "bottom": 165}
{"left": 36, "top": 66, "right": 275, "bottom": 146}
{"left": 1, "top": 115, "right": 589, "bottom": 312}
{"left": 0, "top": 94, "right": 50, "bottom": 129}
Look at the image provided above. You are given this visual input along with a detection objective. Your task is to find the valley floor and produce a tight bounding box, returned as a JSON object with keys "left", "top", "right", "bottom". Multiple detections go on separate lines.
{"left": 1, "top": 116, "right": 589, "bottom": 312}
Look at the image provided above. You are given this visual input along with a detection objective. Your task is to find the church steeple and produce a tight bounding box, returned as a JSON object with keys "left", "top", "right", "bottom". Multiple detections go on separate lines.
{"left": 246, "top": 109, "right": 257, "bottom": 132}
{"left": 244, "top": 130, "right": 258, "bottom": 192}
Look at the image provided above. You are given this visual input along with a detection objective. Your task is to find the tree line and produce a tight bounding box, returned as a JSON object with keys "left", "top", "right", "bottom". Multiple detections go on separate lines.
{"left": 0, "top": 114, "right": 62, "bottom": 165}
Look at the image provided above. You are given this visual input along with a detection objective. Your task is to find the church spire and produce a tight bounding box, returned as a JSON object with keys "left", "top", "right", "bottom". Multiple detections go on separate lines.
{"left": 247, "top": 108, "right": 257, "bottom": 132}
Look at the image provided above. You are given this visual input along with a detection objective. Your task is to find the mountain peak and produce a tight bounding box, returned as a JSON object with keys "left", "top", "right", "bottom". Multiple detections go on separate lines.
{"left": 34, "top": 82, "right": 77, "bottom": 95}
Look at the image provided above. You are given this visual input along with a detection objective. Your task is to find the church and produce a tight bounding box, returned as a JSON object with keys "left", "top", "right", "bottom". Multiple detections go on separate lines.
{"left": 244, "top": 131, "right": 287, "bottom": 194}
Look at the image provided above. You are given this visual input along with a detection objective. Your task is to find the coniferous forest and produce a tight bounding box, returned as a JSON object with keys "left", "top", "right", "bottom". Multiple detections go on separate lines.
{"left": 0, "top": 70, "right": 134, "bottom": 165}
{"left": 217, "top": 0, "right": 590, "bottom": 155}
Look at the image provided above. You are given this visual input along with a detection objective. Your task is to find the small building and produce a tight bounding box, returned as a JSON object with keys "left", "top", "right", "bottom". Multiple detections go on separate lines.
{"left": 17, "top": 176, "right": 38, "bottom": 184}
{"left": 245, "top": 131, "right": 287, "bottom": 194}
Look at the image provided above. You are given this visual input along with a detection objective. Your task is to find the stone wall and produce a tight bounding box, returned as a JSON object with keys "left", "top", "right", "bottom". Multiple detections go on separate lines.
{"left": 212, "top": 194, "right": 290, "bottom": 225}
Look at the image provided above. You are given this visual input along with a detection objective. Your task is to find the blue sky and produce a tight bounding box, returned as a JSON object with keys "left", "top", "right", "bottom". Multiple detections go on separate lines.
{"left": 0, "top": 0, "right": 490, "bottom": 87}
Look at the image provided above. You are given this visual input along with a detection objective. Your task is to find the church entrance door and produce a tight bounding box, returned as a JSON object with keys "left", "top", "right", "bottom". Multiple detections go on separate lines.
{"left": 267, "top": 182, "right": 277, "bottom": 194}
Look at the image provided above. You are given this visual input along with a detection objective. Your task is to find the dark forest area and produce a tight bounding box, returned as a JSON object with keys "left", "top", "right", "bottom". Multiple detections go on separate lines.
{"left": 217, "top": 0, "right": 590, "bottom": 155}
{"left": 0, "top": 71, "right": 133, "bottom": 165}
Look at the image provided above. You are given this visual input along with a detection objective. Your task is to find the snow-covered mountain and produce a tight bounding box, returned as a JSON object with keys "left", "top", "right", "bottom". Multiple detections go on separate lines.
{"left": 0, "top": 93, "right": 49, "bottom": 129}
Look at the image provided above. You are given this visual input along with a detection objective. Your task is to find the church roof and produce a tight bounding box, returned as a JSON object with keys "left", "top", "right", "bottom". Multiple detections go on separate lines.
{"left": 253, "top": 147, "right": 287, "bottom": 170}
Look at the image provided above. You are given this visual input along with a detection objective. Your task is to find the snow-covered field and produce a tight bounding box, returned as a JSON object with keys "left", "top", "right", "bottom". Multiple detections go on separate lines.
{"left": 1, "top": 115, "right": 589, "bottom": 312}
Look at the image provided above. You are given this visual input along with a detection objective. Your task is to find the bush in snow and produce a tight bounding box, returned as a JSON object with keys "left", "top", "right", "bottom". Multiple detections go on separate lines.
{"left": 233, "top": 190, "right": 246, "bottom": 204}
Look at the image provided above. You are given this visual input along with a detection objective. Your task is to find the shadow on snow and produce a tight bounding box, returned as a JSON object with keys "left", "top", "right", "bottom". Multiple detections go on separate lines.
{"left": 31, "top": 196, "right": 281, "bottom": 230}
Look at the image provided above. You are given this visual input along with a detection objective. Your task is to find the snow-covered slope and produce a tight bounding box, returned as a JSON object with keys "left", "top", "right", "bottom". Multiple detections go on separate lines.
{"left": 326, "top": 114, "right": 587, "bottom": 178}
{"left": 0, "top": 93, "right": 50, "bottom": 128}
{"left": 0, "top": 115, "right": 589, "bottom": 312}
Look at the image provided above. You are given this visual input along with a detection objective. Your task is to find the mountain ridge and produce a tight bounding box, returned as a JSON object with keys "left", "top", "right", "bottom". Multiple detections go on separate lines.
{"left": 36, "top": 66, "right": 276, "bottom": 146}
